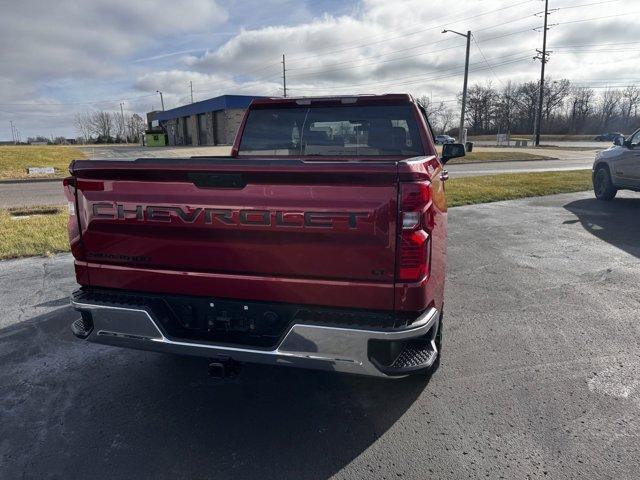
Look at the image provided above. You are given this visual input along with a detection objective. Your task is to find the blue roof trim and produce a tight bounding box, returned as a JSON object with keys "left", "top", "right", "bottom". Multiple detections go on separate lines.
{"left": 153, "top": 95, "right": 262, "bottom": 121}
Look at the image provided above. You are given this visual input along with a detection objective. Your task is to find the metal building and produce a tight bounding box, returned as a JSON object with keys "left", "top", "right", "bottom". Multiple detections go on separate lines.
{"left": 146, "top": 95, "right": 261, "bottom": 146}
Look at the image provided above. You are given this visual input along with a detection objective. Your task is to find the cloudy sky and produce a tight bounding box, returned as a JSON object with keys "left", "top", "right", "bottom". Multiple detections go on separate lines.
{"left": 1, "top": 0, "right": 639, "bottom": 139}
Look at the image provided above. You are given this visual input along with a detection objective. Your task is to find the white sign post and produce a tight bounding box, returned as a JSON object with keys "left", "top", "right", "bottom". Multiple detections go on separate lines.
{"left": 27, "top": 167, "right": 55, "bottom": 176}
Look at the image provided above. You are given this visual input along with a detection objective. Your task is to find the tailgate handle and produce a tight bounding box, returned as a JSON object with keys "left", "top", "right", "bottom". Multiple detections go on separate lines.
{"left": 188, "top": 173, "right": 246, "bottom": 189}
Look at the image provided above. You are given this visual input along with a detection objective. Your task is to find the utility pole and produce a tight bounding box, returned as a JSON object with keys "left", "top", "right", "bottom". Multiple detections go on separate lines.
{"left": 9, "top": 121, "right": 15, "bottom": 144}
{"left": 156, "top": 90, "right": 165, "bottom": 111}
{"left": 190, "top": 81, "right": 194, "bottom": 103}
{"left": 534, "top": 0, "right": 551, "bottom": 147}
{"left": 282, "top": 53, "right": 287, "bottom": 98}
{"left": 442, "top": 29, "right": 471, "bottom": 146}
{"left": 120, "top": 102, "right": 127, "bottom": 143}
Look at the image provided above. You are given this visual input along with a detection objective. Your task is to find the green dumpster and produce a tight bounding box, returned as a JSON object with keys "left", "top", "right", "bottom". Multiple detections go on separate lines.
{"left": 145, "top": 132, "right": 167, "bottom": 147}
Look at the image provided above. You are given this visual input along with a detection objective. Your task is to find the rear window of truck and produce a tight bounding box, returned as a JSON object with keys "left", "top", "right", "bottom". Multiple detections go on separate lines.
{"left": 238, "top": 105, "right": 424, "bottom": 157}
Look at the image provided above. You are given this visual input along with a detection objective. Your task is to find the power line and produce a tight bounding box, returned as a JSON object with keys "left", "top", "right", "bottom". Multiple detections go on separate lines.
{"left": 290, "top": 55, "right": 534, "bottom": 93}
{"left": 0, "top": 93, "right": 156, "bottom": 107}
{"left": 290, "top": 51, "right": 532, "bottom": 91}
{"left": 573, "top": 84, "right": 640, "bottom": 89}
{"left": 288, "top": 8, "right": 541, "bottom": 74}
{"left": 549, "top": 40, "right": 640, "bottom": 48}
{"left": 554, "top": 10, "right": 640, "bottom": 26}
{"left": 472, "top": 35, "right": 504, "bottom": 86}
{"left": 288, "top": 13, "right": 541, "bottom": 78}
{"left": 285, "top": 0, "right": 537, "bottom": 63}
{"left": 288, "top": 23, "right": 543, "bottom": 81}
{"left": 288, "top": 43, "right": 468, "bottom": 80}
{"left": 554, "top": 0, "right": 619, "bottom": 10}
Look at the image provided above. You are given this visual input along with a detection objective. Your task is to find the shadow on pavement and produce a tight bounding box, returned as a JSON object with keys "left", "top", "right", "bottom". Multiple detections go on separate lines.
{"left": 0, "top": 307, "right": 428, "bottom": 480}
{"left": 564, "top": 196, "right": 640, "bottom": 259}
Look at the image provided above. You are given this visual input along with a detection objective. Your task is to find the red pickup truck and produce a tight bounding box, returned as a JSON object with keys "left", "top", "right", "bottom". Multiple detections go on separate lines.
{"left": 64, "top": 94, "right": 465, "bottom": 378}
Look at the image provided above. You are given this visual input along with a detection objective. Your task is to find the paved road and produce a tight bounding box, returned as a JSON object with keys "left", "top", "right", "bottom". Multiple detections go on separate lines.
{"left": 1, "top": 191, "right": 639, "bottom": 479}
{"left": 447, "top": 156, "right": 594, "bottom": 177}
{"left": 472, "top": 139, "right": 610, "bottom": 149}
{"left": 78, "top": 144, "right": 231, "bottom": 158}
{"left": 0, "top": 180, "right": 66, "bottom": 208}
{"left": 0, "top": 147, "right": 596, "bottom": 208}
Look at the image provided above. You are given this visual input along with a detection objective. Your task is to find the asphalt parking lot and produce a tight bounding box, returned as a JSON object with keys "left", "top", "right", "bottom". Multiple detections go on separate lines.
{"left": 1, "top": 191, "right": 639, "bottom": 479}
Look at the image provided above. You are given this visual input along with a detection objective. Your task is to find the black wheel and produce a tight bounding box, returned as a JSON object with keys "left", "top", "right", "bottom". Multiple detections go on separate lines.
{"left": 593, "top": 165, "right": 617, "bottom": 201}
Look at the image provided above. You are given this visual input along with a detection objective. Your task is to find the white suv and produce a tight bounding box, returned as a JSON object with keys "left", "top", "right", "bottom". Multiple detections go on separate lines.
{"left": 593, "top": 128, "right": 640, "bottom": 200}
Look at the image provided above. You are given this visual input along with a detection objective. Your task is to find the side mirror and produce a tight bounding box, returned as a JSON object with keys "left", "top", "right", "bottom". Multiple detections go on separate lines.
{"left": 441, "top": 143, "right": 466, "bottom": 164}
{"left": 614, "top": 136, "right": 625, "bottom": 146}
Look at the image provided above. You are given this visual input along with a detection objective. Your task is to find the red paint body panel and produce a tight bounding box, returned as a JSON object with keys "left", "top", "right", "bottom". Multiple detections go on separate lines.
{"left": 74, "top": 260, "right": 394, "bottom": 310}
{"left": 67, "top": 94, "right": 447, "bottom": 314}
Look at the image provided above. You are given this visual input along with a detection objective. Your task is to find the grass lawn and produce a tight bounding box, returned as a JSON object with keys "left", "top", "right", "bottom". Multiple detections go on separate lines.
{"left": 446, "top": 150, "right": 554, "bottom": 164}
{"left": 468, "top": 134, "right": 596, "bottom": 142}
{"left": 0, "top": 146, "right": 86, "bottom": 180}
{"left": 0, "top": 170, "right": 593, "bottom": 260}
{"left": 447, "top": 169, "right": 592, "bottom": 207}
{"left": 0, "top": 206, "right": 69, "bottom": 260}
{"left": 538, "top": 145, "right": 603, "bottom": 151}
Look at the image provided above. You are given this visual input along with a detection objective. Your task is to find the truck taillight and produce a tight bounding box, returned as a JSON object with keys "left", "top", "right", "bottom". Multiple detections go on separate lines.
{"left": 63, "top": 177, "right": 82, "bottom": 255}
{"left": 398, "top": 182, "right": 432, "bottom": 282}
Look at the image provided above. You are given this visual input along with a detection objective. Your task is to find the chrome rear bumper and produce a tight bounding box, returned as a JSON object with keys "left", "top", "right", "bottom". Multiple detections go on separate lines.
{"left": 71, "top": 299, "right": 439, "bottom": 378}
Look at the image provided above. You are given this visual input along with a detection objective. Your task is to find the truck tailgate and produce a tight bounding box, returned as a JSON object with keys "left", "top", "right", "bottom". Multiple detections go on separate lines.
{"left": 71, "top": 158, "right": 399, "bottom": 310}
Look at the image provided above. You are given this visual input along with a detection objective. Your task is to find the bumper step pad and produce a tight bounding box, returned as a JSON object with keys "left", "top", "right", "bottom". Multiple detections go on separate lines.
{"left": 389, "top": 339, "right": 437, "bottom": 372}
{"left": 71, "top": 315, "right": 93, "bottom": 339}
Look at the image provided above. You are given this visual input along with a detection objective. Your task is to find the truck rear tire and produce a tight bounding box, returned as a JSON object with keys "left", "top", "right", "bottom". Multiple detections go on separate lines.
{"left": 593, "top": 165, "right": 617, "bottom": 201}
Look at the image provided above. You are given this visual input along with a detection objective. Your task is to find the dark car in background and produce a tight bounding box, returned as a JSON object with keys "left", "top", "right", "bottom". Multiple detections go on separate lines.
{"left": 594, "top": 132, "right": 624, "bottom": 142}
{"left": 434, "top": 134, "right": 456, "bottom": 144}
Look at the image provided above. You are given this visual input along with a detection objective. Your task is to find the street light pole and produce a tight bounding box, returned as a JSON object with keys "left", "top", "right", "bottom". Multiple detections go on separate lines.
{"left": 442, "top": 29, "right": 471, "bottom": 146}
{"left": 120, "top": 102, "right": 128, "bottom": 143}
{"left": 282, "top": 53, "right": 287, "bottom": 98}
{"left": 156, "top": 90, "right": 165, "bottom": 111}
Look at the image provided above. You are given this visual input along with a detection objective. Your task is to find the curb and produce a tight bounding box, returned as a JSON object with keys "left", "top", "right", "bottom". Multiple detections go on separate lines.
{"left": 0, "top": 178, "right": 63, "bottom": 185}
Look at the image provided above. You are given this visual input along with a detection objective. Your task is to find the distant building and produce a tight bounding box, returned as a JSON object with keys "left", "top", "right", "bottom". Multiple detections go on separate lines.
{"left": 146, "top": 94, "right": 262, "bottom": 147}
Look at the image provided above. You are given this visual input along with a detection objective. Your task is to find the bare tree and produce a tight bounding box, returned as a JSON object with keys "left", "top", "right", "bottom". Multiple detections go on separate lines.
{"left": 543, "top": 79, "right": 571, "bottom": 120}
{"left": 90, "top": 111, "right": 114, "bottom": 142}
{"left": 74, "top": 112, "right": 93, "bottom": 143}
{"left": 569, "top": 88, "right": 594, "bottom": 133}
{"left": 115, "top": 111, "right": 127, "bottom": 142}
{"left": 412, "top": 80, "right": 640, "bottom": 136}
{"left": 416, "top": 96, "right": 445, "bottom": 125}
{"left": 621, "top": 86, "right": 640, "bottom": 129}
{"left": 598, "top": 89, "right": 622, "bottom": 129}
{"left": 464, "top": 83, "right": 497, "bottom": 134}
{"left": 127, "top": 113, "right": 146, "bottom": 143}
{"left": 494, "top": 81, "right": 519, "bottom": 134}
{"left": 438, "top": 107, "right": 456, "bottom": 134}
